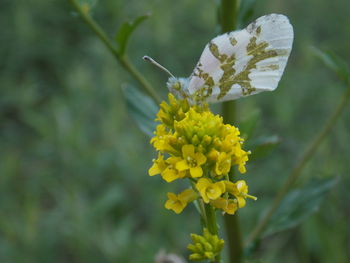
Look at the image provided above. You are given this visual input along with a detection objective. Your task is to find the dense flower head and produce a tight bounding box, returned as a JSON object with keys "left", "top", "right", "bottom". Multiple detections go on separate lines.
{"left": 187, "top": 228, "right": 224, "bottom": 261}
{"left": 149, "top": 93, "right": 256, "bottom": 216}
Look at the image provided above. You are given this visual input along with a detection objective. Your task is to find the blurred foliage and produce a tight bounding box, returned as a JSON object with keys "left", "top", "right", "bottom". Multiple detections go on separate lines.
{"left": 1, "top": 0, "right": 350, "bottom": 263}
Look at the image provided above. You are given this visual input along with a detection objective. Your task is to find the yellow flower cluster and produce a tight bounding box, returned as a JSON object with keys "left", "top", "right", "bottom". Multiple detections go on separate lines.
{"left": 149, "top": 94, "right": 256, "bottom": 215}
{"left": 187, "top": 228, "right": 224, "bottom": 261}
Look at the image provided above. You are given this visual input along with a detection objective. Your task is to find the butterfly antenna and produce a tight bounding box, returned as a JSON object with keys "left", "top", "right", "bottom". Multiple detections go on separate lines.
{"left": 142, "top": 55, "right": 175, "bottom": 78}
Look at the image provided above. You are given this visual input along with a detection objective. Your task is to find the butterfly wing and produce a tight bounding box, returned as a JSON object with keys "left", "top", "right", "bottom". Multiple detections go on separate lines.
{"left": 187, "top": 14, "right": 294, "bottom": 103}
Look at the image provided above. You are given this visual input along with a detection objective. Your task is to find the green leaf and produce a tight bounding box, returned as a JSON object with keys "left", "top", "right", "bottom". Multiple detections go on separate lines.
{"left": 247, "top": 135, "right": 280, "bottom": 161}
{"left": 311, "top": 47, "right": 350, "bottom": 83}
{"left": 115, "top": 14, "right": 150, "bottom": 55}
{"left": 263, "top": 177, "right": 339, "bottom": 237}
{"left": 122, "top": 84, "right": 158, "bottom": 137}
{"left": 237, "top": 0, "right": 258, "bottom": 28}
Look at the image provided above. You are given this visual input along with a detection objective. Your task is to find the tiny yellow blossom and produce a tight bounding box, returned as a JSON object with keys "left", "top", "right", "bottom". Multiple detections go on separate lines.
{"left": 196, "top": 178, "right": 226, "bottom": 203}
{"left": 148, "top": 154, "right": 167, "bottom": 176}
{"left": 165, "top": 189, "right": 198, "bottom": 214}
{"left": 161, "top": 157, "right": 186, "bottom": 182}
{"left": 215, "top": 152, "right": 231, "bottom": 176}
{"left": 224, "top": 180, "right": 257, "bottom": 208}
{"left": 176, "top": 145, "right": 207, "bottom": 178}
{"left": 210, "top": 197, "right": 238, "bottom": 215}
{"left": 232, "top": 147, "right": 249, "bottom": 174}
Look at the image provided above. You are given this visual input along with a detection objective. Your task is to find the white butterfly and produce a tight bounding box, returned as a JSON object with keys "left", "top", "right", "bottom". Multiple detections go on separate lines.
{"left": 145, "top": 14, "right": 294, "bottom": 104}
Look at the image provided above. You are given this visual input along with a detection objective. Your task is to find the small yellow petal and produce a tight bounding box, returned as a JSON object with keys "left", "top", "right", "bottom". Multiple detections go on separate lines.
{"left": 237, "top": 197, "right": 246, "bottom": 208}
{"left": 176, "top": 159, "right": 190, "bottom": 171}
{"left": 196, "top": 178, "right": 211, "bottom": 191}
{"left": 182, "top": 144, "right": 194, "bottom": 158}
{"left": 162, "top": 168, "right": 179, "bottom": 182}
{"left": 190, "top": 166, "right": 203, "bottom": 178}
{"left": 148, "top": 162, "right": 161, "bottom": 176}
{"left": 200, "top": 189, "right": 210, "bottom": 203}
{"left": 195, "top": 152, "right": 207, "bottom": 165}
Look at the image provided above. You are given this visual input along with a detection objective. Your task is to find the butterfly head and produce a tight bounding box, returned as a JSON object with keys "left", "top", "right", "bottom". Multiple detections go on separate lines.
{"left": 166, "top": 77, "right": 190, "bottom": 100}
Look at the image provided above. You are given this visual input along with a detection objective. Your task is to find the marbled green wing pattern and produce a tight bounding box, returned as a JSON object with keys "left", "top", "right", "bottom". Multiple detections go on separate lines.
{"left": 188, "top": 14, "right": 294, "bottom": 103}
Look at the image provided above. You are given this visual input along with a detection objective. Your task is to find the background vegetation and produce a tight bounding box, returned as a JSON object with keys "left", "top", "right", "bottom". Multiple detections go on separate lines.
{"left": 1, "top": 0, "right": 349, "bottom": 262}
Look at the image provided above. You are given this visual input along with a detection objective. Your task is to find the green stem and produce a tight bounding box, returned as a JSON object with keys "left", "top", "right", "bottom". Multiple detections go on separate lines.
{"left": 224, "top": 211, "right": 243, "bottom": 262}
{"left": 68, "top": 0, "right": 161, "bottom": 104}
{"left": 219, "top": 0, "right": 242, "bottom": 263}
{"left": 219, "top": 0, "right": 239, "bottom": 32}
{"left": 204, "top": 204, "right": 220, "bottom": 262}
{"left": 205, "top": 203, "right": 218, "bottom": 235}
{"left": 246, "top": 83, "right": 350, "bottom": 245}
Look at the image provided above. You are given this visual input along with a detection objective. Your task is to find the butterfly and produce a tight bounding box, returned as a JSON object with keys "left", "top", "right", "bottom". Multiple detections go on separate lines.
{"left": 144, "top": 14, "right": 294, "bottom": 104}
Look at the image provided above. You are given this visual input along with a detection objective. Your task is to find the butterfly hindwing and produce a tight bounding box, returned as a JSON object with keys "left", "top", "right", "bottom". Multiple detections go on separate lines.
{"left": 187, "top": 14, "right": 294, "bottom": 103}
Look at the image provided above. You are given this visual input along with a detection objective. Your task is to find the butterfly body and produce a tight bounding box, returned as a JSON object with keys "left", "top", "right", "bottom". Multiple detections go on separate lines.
{"left": 168, "top": 14, "right": 294, "bottom": 104}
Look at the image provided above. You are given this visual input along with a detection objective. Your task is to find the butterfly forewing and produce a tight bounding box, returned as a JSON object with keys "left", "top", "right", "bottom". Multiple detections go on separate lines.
{"left": 187, "top": 14, "right": 294, "bottom": 103}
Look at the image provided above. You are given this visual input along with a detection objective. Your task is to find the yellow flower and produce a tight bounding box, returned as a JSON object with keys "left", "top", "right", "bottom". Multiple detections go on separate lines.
{"left": 165, "top": 189, "right": 198, "bottom": 214}
{"left": 215, "top": 152, "right": 231, "bottom": 176}
{"left": 235, "top": 180, "right": 257, "bottom": 207}
{"left": 150, "top": 125, "right": 179, "bottom": 155}
{"left": 210, "top": 198, "right": 238, "bottom": 215}
{"left": 161, "top": 157, "right": 186, "bottom": 182}
{"left": 224, "top": 180, "right": 257, "bottom": 208}
{"left": 196, "top": 178, "right": 226, "bottom": 203}
{"left": 148, "top": 154, "right": 167, "bottom": 176}
{"left": 176, "top": 145, "right": 207, "bottom": 178}
{"left": 232, "top": 147, "right": 249, "bottom": 174}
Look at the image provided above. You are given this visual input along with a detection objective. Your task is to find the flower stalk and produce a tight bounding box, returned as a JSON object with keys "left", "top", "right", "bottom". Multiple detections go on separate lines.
{"left": 219, "top": 0, "right": 243, "bottom": 262}
{"left": 68, "top": 0, "right": 161, "bottom": 104}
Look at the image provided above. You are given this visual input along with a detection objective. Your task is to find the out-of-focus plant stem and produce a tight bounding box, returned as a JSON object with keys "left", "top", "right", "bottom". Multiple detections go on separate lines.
{"left": 246, "top": 82, "right": 350, "bottom": 245}
{"left": 68, "top": 0, "right": 161, "bottom": 104}
{"left": 219, "top": 1, "right": 243, "bottom": 263}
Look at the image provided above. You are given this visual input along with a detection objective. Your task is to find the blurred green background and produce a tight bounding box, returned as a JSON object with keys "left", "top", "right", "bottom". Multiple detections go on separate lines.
{"left": 1, "top": 0, "right": 349, "bottom": 262}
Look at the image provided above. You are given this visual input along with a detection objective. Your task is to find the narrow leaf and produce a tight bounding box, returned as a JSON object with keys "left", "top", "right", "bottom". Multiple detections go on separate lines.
{"left": 263, "top": 177, "right": 339, "bottom": 237}
{"left": 122, "top": 84, "right": 158, "bottom": 137}
{"left": 115, "top": 14, "right": 150, "bottom": 55}
{"left": 311, "top": 47, "right": 350, "bottom": 83}
{"left": 248, "top": 135, "right": 280, "bottom": 161}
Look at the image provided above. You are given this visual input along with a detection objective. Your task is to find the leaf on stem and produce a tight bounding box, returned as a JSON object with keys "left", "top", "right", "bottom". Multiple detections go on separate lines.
{"left": 311, "top": 47, "right": 350, "bottom": 83}
{"left": 115, "top": 14, "right": 151, "bottom": 56}
{"left": 263, "top": 176, "right": 339, "bottom": 237}
{"left": 122, "top": 84, "right": 158, "bottom": 137}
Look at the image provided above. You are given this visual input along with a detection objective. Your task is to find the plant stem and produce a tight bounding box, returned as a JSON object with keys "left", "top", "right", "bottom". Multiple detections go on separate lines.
{"left": 204, "top": 204, "right": 220, "bottom": 262}
{"left": 219, "top": 0, "right": 239, "bottom": 32}
{"left": 205, "top": 203, "right": 218, "bottom": 235}
{"left": 224, "top": 211, "right": 243, "bottom": 262}
{"left": 219, "top": 0, "right": 242, "bottom": 263}
{"left": 246, "top": 83, "right": 350, "bottom": 245}
{"left": 68, "top": 0, "right": 161, "bottom": 104}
